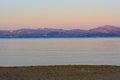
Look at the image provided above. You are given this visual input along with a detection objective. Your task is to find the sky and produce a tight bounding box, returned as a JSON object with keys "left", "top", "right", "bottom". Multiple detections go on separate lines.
{"left": 0, "top": 0, "right": 120, "bottom": 30}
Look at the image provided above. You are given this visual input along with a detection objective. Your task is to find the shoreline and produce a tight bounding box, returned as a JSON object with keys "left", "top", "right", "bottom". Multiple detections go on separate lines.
{"left": 0, "top": 64, "right": 120, "bottom": 67}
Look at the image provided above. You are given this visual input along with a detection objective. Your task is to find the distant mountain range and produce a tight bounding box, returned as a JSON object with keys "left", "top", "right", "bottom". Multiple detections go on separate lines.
{"left": 0, "top": 25, "right": 120, "bottom": 38}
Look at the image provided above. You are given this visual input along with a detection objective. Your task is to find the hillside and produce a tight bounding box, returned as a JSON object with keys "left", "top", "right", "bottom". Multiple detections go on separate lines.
{"left": 0, "top": 25, "right": 120, "bottom": 38}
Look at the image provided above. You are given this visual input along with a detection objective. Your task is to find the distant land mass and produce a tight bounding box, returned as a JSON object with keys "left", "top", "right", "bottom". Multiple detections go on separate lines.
{"left": 0, "top": 25, "right": 120, "bottom": 38}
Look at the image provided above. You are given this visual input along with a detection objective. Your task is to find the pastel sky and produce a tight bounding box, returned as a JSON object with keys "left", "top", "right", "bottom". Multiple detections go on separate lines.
{"left": 0, "top": 0, "right": 120, "bottom": 30}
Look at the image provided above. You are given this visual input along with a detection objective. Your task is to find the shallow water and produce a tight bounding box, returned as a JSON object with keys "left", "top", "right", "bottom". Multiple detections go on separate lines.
{"left": 0, "top": 38, "right": 120, "bottom": 66}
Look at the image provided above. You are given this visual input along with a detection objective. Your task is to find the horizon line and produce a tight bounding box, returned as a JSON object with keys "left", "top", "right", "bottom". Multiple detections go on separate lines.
{"left": 0, "top": 25, "right": 119, "bottom": 31}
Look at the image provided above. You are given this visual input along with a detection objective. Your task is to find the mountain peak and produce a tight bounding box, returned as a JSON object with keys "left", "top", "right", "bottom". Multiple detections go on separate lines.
{"left": 100, "top": 25, "right": 118, "bottom": 29}
{"left": 89, "top": 25, "right": 120, "bottom": 33}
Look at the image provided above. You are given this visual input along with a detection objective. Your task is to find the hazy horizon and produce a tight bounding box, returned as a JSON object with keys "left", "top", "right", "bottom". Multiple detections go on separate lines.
{"left": 0, "top": 25, "right": 119, "bottom": 31}
{"left": 0, "top": 0, "right": 120, "bottom": 30}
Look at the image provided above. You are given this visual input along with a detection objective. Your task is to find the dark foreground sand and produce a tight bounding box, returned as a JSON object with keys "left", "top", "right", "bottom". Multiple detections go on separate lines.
{"left": 0, "top": 65, "right": 120, "bottom": 80}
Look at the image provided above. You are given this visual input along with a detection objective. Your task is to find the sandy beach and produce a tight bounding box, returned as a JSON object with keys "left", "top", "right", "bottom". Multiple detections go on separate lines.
{"left": 0, "top": 65, "right": 120, "bottom": 80}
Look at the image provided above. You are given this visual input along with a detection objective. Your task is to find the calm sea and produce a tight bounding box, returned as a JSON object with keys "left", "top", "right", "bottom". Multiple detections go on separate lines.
{"left": 0, "top": 38, "right": 120, "bottom": 66}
